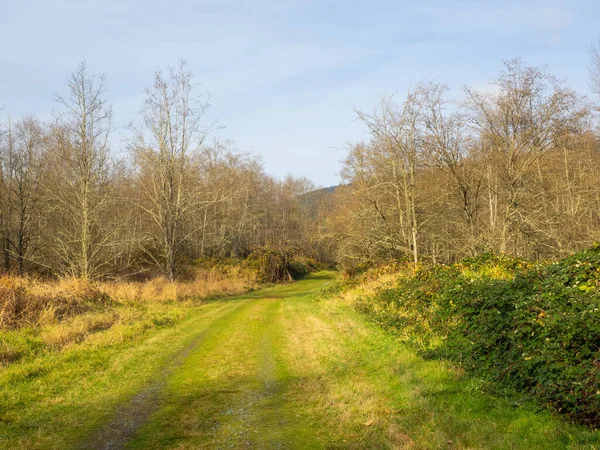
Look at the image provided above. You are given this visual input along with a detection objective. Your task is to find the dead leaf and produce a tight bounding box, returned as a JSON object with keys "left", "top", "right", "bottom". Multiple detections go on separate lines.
{"left": 365, "top": 419, "right": 374, "bottom": 426}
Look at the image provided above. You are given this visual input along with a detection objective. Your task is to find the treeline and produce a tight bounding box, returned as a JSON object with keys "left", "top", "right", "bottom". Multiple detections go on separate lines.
{"left": 0, "top": 61, "right": 321, "bottom": 280}
{"left": 326, "top": 58, "right": 600, "bottom": 269}
{"left": 3, "top": 55, "right": 600, "bottom": 281}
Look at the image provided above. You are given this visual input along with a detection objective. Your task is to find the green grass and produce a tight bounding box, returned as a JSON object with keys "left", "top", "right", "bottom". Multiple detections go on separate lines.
{"left": 0, "top": 272, "right": 598, "bottom": 449}
{"left": 0, "top": 299, "right": 242, "bottom": 449}
{"left": 283, "top": 292, "right": 600, "bottom": 449}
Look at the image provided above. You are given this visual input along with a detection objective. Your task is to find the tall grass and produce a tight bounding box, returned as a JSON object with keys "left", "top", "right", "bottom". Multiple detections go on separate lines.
{"left": 0, "top": 276, "right": 111, "bottom": 329}
{"left": 0, "top": 266, "right": 256, "bottom": 365}
{"left": 100, "top": 267, "right": 254, "bottom": 303}
{"left": 0, "top": 267, "right": 255, "bottom": 331}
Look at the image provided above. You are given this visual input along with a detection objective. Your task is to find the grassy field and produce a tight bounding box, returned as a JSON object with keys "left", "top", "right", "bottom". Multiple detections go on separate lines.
{"left": 1, "top": 272, "right": 598, "bottom": 449}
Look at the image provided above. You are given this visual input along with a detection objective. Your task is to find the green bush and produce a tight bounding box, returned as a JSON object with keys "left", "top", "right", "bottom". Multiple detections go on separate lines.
{"left": 353, "top": 247, "right": 600, "bottom": 425}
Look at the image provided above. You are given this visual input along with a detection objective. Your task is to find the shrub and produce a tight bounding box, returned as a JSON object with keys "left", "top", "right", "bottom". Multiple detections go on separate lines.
{"left": 244, "top": 247, "right": 314, "bottom": 283}
{"left": 350, "top": 247, "right": 600, "bottom": 425}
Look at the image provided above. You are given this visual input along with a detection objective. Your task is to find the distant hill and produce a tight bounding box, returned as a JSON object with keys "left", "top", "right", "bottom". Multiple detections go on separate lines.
{"left": 303, "top": 185, "right": 340, "bottom": 197}
{"left": 299, "top": 185, "right": 341, "bottom": 216}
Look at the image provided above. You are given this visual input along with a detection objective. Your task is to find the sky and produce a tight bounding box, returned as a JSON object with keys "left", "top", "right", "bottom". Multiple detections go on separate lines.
{"left": 0, "top": 0, "right": 599, "bottom": 187}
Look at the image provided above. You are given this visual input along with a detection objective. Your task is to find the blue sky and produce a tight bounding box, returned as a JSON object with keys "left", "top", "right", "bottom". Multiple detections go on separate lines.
{"left": 0, "top": 0, "right": 598, "bottom": 186}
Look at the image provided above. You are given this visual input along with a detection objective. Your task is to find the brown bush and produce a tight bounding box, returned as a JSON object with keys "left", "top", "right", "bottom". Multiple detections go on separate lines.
{"left": 0, "top": 277, "right": 111, "bottom": 330}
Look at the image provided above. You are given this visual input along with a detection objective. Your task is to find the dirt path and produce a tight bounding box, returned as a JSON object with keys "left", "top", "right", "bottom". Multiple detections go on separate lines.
{"left": 81, "top": 301, "right": 250, "bottom": 450}
{"left": 81, "top": 330, "right": 207, "bottom": 450}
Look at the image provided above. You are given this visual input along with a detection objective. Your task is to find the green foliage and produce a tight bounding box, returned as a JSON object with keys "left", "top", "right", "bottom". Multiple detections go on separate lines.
{"left": 354, "top": 247, "right": 600, "bottom": 425}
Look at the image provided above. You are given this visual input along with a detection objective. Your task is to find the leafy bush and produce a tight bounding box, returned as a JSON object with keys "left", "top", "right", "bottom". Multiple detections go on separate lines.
{"left": 352, "top": 247, "right": 600, "bottom": 425}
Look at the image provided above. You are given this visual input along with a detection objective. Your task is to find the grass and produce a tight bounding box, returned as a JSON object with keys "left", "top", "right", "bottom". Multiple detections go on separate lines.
{"left": 126, "top": 276, "right": 331, "bottom": 449}
{"left": 99, "top": 266, "right": 253, "bottom": 303}
{"left": 0, "top": 299, "right": 242, "bottom": 449}
{"left": 284, "top": 287, "right": 600, "bottom": 448}
{"left": 0, "top": 268, "right": 256, "bottom": 365}
{"left": 0, "top": 271, "right": 598, "bottom": 449}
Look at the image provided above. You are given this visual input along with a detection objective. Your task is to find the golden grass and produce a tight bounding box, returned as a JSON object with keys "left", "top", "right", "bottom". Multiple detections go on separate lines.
{"left": 0, "top": 266, "right": 255, "bottom": 332}
{"left": 280, "top": 282, "right": 423, "bottom": 449}
{"left": 99, "top": 267, "right": 255, "bottom": 303}
{"left": 337, "top": 271, "right": 399, "bottom": 307}
{"left": 41, "top": 311, "right": 119, "bottom": 348}
{"left": 0, "top": 276, "right": 110, "bottom": 330}
{"left": 0, "top": 267, "right": 256, "bottom": 367}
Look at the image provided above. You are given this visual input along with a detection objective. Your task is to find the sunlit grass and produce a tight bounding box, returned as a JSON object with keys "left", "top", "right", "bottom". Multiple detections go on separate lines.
{"left": 280, "top": 274, "right": 600, "bottom": 449}
{"left": 1, "top": 272, "right": 598, "bottom": 449}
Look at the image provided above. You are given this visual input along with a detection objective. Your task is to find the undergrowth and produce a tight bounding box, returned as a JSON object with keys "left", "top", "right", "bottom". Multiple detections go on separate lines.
{"left": 342, "top": 246, "right": 600, "bottom": 426}
{"left": 0, "top": 266, "right": 258, "bottom": 367}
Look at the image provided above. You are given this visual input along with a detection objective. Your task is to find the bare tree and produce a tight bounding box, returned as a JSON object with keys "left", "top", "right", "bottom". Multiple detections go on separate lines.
{"left": 7, "top": 117, "right": 47, "bottom": 274}
{"left": 465, "top": 59, "right": 588, "bottom": 254}
{"left": 0, "top": 115, "right": 14, "bottom": 271}
{"left": 47, "top": 61, "right": 115, "bottom": 279}
{"left": 130, "top": 60, "right": 214, "bottom": 280}
{"left": 419, "top": 82, "right": 483, "bottom": 255}
{"left": 353, "top": 88, "right": 426, "bottom": 263}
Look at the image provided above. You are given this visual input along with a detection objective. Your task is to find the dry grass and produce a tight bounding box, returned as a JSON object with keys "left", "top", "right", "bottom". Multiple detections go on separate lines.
{"left": 99, "top": 267, "right": 255, "bottom": 303}
{"left": 0, "top": 267, "right": 256, "bottom": 366}
{"left": 0, "top": 266, "right": 255, "bottom": 332}
{"left": 0, "top": 276, "right": 111, "bottom": 330}
{"left": 40, "top": 311, "right": 119, "bottom": 348}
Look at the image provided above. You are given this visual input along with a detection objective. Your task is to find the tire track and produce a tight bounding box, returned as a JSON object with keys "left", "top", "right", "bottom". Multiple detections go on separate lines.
{"left": 205, "top": 298, "right": 283, "bottom": 449}
{"left": 80, "top": 299, "right": 251, "bottom": 450}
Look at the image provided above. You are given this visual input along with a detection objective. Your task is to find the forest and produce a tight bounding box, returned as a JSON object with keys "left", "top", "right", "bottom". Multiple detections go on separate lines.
{"left": 0, "top": 60, "right": 323, "bottom": 281}
{"left": 1, "top": 54, "right": 600, "bottom": 282}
